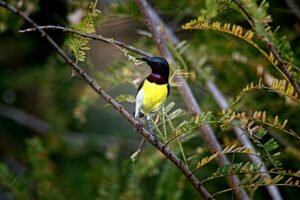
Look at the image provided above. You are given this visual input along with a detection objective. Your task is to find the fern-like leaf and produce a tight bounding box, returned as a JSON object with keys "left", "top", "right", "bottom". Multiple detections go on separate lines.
{"left": 182, "top": 16, "right": 296, "bottom": 87}
{"left": 195, "top": 145, "right": 253, "bottom": 170}
{"left": 0, "top": 164, "right": 29, "bottom": 200}
{"left": 115, "top": 94, "right": 135, "bottom": 103}
{"left": 210, "top": 162, "right": 262, "bottom": 179}
{"left": 176, "top": 111, "right": 213, "bottom": 134}
{"left": 221, "top": 109, "right": 299, "bottom": 140}
{"left": 231, "top": 78, "right": 300, "bottom": 108}
{"left": 165, "top": 112, "right": 214, "bottom": 144}
{"left": 220, "top": 110, "right": 286, "bottom": 168}
{"left": 69, "top": 1, "right": 100, "bottom": 63}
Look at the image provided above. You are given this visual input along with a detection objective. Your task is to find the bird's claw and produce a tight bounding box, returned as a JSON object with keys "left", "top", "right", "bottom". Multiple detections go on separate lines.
{"left": 133, "top": 117, "right": 159, "bottom": 145}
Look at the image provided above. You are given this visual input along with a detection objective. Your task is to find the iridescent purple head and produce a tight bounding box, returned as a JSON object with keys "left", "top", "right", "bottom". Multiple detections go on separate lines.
{"left": 138, "top": 57, "right": 169, "bottom": 84}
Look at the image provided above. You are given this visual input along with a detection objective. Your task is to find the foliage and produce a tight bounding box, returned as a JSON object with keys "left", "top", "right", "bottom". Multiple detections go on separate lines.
{"left": 26, "top": 138, "right": 65, "bottom": 200}
{"left": 0, "top": 138, "right": 64, "bottom": 200}
{"left": 195, "top": 145, "right": 253, "bottom": 170}
{"left": 69, "top": 1, "right": 100, "bottom": 63}
{"left": 232, "top": 78, "right": 300, "bottom": 106}
{"left": 182, "top": 15, "right": 295, "bottom": 82}
{"left": 0, "top": 164, "right": 29, "bottom": 200}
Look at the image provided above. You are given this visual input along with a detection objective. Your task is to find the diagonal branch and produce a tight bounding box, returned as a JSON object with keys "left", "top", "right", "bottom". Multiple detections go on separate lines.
{"left": 134, "top": 0, "right": 250, "bottom": 200}
{"left": 0, "top": 1, "right": 214, "bottom": 199}
{"left": 285, "top": 0, "right": 300, "bottom": 21}
{"left": 232, "top": 0, "right": 300, "bottom": 97}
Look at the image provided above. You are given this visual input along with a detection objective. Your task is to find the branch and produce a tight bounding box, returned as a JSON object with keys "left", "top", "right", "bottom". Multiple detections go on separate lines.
{"left": 19, "top": 25, "right": 151, "bottom": 57}
{"left": 134, "top": 0, "right": 250, "bottom": 200}
{"left": 232, "top": 0, "right": 300, "bottom": 97}
{"left": 285, "top": 0, "right": 300, "bottom": 21}
{"left": 0, "top": 1, "right": 214, "bottom": 199}
{"left": 0, "top": 104, "right": 49, "bottom": 134}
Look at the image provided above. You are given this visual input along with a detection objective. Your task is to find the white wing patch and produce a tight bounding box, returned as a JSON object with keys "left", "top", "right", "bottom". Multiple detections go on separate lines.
{"left": 135, "top": 89, "right": 144, "bottom": 118}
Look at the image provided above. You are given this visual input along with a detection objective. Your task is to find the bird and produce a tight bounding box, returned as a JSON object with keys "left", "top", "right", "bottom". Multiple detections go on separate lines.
{"left": 135, "top": 56, "right": 170, "bottom": 143}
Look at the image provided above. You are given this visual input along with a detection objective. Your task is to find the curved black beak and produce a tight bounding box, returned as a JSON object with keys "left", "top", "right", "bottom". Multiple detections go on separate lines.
{"left": 137, "top": 57, "right": 150, "bottom": 62}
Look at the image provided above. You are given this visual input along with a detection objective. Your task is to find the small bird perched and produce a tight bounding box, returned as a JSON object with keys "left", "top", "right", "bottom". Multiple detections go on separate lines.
{"left": 135, "top": 57, "right": 170, "bottom": 143}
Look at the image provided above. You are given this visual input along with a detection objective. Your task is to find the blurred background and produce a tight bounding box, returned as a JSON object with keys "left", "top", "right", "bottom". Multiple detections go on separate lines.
{"left": 0, "top": 0, "right": 300, "bottom": 199}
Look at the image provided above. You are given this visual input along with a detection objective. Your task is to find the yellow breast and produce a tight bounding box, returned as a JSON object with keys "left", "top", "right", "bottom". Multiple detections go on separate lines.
{"left": 141, "top": 80, "right": 168, "bottom": 114}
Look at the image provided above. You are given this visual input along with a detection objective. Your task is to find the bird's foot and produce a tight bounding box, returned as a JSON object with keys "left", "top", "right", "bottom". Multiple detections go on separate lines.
{"left": 146, "top": 119, "right": 159, "bottom": 145}
{"left": 133, "top": 117, "right": 159, "bottom": 145}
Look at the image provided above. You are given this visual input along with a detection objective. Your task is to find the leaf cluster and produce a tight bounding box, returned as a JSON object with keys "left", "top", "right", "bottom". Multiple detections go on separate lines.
{"left": 69, "top": 1, "right": 100, "bottom": 62}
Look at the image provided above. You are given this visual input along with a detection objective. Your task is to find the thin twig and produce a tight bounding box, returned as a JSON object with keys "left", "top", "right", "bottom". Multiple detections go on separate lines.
{"left": 0, "top": 1, "right": 214, "bottom": 199}
{"left": 212, "top": 184, "right": 300, "bottom": 198}
{"left": 285, "top": 0, "right": 300, "bottom": 21}
{"left": 19, "top": 25, "right": 151, "bottom": 57}
{"left": 134, "top": 0, "right": 250, "bottom": 200}
{"left": 232, "top": 0, "right": 300, "bottom": 97}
